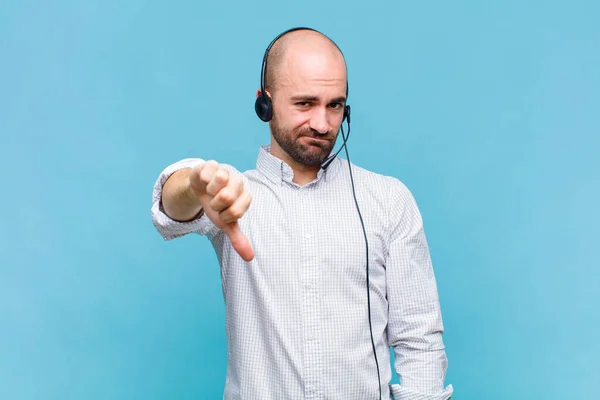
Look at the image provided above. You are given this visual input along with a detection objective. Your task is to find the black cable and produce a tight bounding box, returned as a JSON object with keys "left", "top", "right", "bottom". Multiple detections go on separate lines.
{"left": 321, "top": 121, "right": 351, "bottom": 170}
{"left": 339, "top": 123, "right": 382, "bottom": 400}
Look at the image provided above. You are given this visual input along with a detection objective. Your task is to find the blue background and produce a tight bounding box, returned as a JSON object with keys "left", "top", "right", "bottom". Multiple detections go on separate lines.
{"left": 1, "top": 1, "right": 598, "bottom": 399}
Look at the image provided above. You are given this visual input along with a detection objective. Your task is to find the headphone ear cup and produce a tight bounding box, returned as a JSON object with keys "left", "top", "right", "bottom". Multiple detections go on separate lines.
{"left": 255, "top": 94, "right": 273, "bottom": 122}
{"left": 343, "top": 105, "right": 351, "bottom": 123}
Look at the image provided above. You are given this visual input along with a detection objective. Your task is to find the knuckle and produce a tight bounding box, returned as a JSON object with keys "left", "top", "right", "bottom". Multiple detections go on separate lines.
{"left": 229, "top": 206, "right": 243, "bottom": 219}
{"left": 223, "top": 210, "right": 240, "bottom": 223}
{"left": 230, "top": 197, "right": 250, "bottom": 220}
{"left": 208, "top": 197, "right": 221, "bottom": 211}
{"left": 220, "top": 209, "right": 236, "bottom": 223}
{"left": 218, "top": 166, "right": 229, "bottom": 175}
{"left": 200, "top": 167, "right": 214, "bottom": 183}
{"left": 219, "top": 175, "right": 230, "bottom": 187}
{"left": 218, "top": 190, "right": 235, "bottom": 205}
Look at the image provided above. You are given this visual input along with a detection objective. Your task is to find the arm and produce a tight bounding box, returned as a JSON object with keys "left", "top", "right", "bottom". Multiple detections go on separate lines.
{"left": 385, "top": 179, "right": 454, "bottom": 400}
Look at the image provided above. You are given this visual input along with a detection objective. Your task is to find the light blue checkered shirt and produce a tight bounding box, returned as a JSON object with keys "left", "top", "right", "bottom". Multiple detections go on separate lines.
{"left": 151, "top": 145, "right": 453, "bottom": 400}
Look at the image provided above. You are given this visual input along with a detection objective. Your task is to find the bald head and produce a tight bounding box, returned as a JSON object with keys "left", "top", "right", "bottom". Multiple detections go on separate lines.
{"left": 264, "top": 29, "right": 347, "bottom": 94}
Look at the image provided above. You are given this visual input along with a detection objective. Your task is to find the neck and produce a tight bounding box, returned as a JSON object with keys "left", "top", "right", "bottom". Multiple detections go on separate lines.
{"left": 270, "top": 141, "right": 320, "bottom": 186}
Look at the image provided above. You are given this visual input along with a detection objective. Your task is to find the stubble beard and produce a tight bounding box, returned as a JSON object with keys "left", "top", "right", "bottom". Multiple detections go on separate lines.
{"left": 270, "top": 115, "right": 337, "bottom": 167}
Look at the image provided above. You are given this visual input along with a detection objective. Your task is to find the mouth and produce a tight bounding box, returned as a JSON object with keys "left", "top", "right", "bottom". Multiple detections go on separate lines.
{"left": 301, "top": 136, "right": 331, "bottom": 145}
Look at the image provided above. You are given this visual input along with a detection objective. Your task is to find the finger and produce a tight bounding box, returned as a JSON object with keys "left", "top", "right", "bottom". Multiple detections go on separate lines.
{"left": 219, "top": 190, "right": 251, "bottom": 224}
{"left": 188, "top": 164, "right": 207, "bottom": 193}
{"left": 205, "top": 167, "right": 229, "bottom": 197}
{"left": 198, "top": 160, "right": 219, "bottom": 185}
{"left": 223, "top": 223, "right": 255, "bottom": 262}
{"left": 209, "top": 174, "right": 244, "bottom": 212}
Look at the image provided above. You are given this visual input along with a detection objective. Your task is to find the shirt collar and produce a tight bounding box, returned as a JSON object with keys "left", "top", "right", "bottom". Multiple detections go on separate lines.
{"left": 256, "top": 145, "right": 342, "bottom": 186}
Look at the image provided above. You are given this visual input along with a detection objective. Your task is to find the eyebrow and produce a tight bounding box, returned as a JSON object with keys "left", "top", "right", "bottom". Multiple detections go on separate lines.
{"left": 290, "top": 95, "right": 347, "bottom": 104}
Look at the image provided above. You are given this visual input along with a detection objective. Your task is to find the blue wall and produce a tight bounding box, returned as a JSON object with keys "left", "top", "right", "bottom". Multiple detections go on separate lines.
{"left": 1, "top": 1, "right": 598, "bottom": 399}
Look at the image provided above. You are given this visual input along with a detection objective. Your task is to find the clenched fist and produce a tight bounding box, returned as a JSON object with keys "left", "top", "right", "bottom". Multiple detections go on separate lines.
{"left": 189, "top": 160, "right": 254, "bottom": 262}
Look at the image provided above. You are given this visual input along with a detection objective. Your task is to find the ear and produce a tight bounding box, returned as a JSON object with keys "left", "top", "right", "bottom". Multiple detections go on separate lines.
{"left": 257, "top": 89, "right": 272, "bottom": 99}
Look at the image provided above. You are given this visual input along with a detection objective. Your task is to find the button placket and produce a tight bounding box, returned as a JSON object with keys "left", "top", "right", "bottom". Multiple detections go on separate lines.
{"left": 298, "top": 186, "right": 323, "bottom": 399}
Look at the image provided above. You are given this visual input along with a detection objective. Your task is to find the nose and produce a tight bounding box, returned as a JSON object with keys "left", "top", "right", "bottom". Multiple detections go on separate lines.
{"left": 308, "top": 107, "right": 329, "bottom": 135}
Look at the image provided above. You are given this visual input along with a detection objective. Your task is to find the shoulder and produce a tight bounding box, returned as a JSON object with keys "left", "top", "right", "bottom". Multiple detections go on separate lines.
{"left": 337, "top": 159, "right": 425, "bottom": 241}
{"left": 338, "top": 158, "right": 414, "bottom": 202}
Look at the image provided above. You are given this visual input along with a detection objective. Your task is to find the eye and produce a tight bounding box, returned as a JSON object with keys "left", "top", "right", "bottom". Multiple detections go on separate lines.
{"left": 329, "top": 102, "right": 343, "bottom": 109}
{"left": 295, "top": 102, "right": 311, "bottom": 108}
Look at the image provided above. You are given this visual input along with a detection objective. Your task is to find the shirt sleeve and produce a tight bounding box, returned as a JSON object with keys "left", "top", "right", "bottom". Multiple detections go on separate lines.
{"left": 385, "top": 178, "right": 454, "bottom": 400}
{"left": 151, "top": 158, "right": 219, "bottom": 240}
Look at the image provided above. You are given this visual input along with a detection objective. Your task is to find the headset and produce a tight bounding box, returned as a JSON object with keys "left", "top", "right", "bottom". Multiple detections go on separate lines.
{"left": 255, "top": 27, "right": 382, "bottom": 400}
{"left": 255, "top": 27, "right": 350, "bottom": 125}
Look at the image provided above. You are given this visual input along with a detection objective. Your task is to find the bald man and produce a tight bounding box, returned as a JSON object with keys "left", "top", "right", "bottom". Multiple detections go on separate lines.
{"left": 151, "top": 28, "right": 453, "bottom": 400}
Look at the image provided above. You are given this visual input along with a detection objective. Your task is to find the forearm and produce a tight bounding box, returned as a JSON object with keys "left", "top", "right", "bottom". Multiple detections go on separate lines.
{"left": 161, "top": 168, "right": 203, "bottom": 222}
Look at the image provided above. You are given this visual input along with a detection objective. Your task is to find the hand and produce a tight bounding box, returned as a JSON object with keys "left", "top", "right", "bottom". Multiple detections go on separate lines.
{"left": 188, "top": 160, "right": 254, "bottom": 262}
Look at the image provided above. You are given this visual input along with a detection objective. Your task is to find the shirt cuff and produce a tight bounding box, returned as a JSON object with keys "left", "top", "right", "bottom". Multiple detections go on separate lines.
{"left": 151, "top": 158, "right": 218, "bottom": 240}
{"left": 390, "top": 384, "right": 454, "bottom": 400}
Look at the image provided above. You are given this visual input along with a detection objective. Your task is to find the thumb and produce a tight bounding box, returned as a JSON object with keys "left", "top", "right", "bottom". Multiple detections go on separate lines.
{"left": 223, "top": 222, "right": 255, "bottom": 262}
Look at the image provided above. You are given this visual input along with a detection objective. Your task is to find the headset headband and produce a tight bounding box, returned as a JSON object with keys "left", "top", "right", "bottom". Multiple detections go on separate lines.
{"left": 259, "top": 27, "right": 317, "bottom": 97}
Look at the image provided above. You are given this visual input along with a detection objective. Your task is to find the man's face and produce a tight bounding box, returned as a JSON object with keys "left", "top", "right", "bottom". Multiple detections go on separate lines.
{"left": 267, "top": 49, "right": 347, "bottom": 167}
